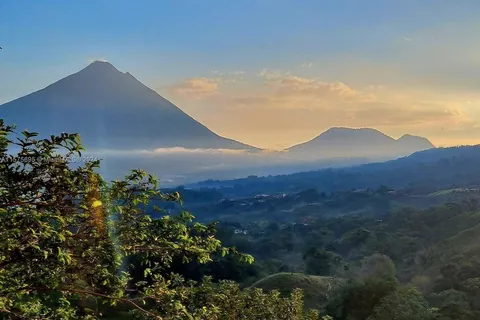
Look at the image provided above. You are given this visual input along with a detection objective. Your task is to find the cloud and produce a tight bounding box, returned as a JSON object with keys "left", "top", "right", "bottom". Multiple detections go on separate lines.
{"left": 168, "top": 77, "right": 219, "bottom": 100}
{"left": 86, "top": 147, "right": 254, "bottom": 157}
{"left": 300, "top": 62, "right": 313, "bottom": 68}
{"left": 257, "top": 69, "right": 291, "bottom": 81}
{"left": 145, "top": 147, "right": 249, "bottom": 155}
{"left": 226, "top": 70, "right": 467, "bottom": 131}
{"left": 254, "top": 69, "right": 376, "bottom": 107}
{"left": 88, "top": 58, "right": 108, "bottom": 63}
{"left": 276, "top": 77, "right": 375, "bottom": 103}
{"left": 212, "top": 70, "right": 245, "bottom": 76}
{"left": 82, "top": 145, "right": 347, "bottom": 187}
{"left": 167, "top": 71, "right": 248, "bottom": 100}
{"left": 348, "top": 101, "right": 464, "bottom": 127}
{"left": 402, "top": 36, "right": 413, "bottom": 41}
{"left": 210, "top": 70, "right": 246, "bottom": 83}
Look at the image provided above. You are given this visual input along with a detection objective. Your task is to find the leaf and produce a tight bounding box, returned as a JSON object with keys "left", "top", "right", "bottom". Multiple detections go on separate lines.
{"left": 92, "top": 200, "right": 102, "bottom": 208}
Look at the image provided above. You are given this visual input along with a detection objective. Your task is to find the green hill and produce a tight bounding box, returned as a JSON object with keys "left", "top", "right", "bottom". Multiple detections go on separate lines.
{"left": 250, "top": 272, "right": 344, "bottom": 310}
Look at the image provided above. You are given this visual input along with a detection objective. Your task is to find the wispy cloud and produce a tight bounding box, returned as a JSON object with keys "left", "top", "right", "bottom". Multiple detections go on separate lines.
{"left": 300, "top": 62, "right": 313, "bottom": 68}
{"left": 145, "top": 147, "right": 249, "bottom": 155}
{"left": 255, "top": 69, "right": 375, "bottom": 106}
{"left": 210, "top": 70, "right": 246, "bottom": 83}
{"left": 257, "top": 69, "right": 291, "bottom": 81}
{"left": 87, "top": 58, "right": 108, "bottom": 63}
{"left": 402, "top": 36, "right": 413, "bottom": 41}
{"left": 167, "top": 77, "right": 219, "bottom": 100}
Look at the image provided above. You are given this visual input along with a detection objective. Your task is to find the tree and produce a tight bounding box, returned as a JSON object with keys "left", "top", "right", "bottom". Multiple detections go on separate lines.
{"left": 367, "top": 287, "right": 436, "bottom": 320}
{"left": 358, "top": 254, "right": 396, "bottom": 281}
{"left": 0, "top": 120, "right": 324, "bottom": 319}
{"left": 336, "top": 277, "right": 398, "bottom": 320}
{"left": 428, "top": 289, "right": 476, "bottom": 320}
{"left": 303, "top": 248, "right": 343, "bottom": 276}
{"left": 327, "top": 255, "right": 398, "bottom": 320}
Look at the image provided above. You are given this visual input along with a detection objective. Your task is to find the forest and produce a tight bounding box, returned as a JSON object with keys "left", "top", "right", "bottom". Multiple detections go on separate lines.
{"left": 2, "top": 119, "right": 480, "bottom": 319}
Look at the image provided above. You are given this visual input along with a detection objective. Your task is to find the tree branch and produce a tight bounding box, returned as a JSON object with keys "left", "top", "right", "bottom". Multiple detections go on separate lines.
{"left": 59, "top": 287, "right": 162, "bottom": 320}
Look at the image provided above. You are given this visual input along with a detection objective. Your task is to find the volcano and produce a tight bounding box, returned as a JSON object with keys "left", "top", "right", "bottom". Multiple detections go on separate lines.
{"left": 0, "top": 61, "right": 258, "bottom": 151}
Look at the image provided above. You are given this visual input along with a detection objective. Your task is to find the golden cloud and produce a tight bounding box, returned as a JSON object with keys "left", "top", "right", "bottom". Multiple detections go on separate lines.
{"left": 168, "top": 77, "right": 219, "bottom": 100}
{"left": 161, "top": 70, "right": 472, "bottom": 149}
{"left": 255, "top": 70, "right": 376, "bottom": 108}
{"left": 222, "top": 70, "right": 464, "bottom": 128}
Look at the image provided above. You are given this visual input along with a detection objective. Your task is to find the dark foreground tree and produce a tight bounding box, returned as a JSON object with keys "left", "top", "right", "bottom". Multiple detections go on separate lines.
{"left": 0, "top": 120, "right": 327, "bottom": 319}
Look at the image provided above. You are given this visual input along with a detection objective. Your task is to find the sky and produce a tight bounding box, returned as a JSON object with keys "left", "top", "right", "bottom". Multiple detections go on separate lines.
{"left": 1, "top": 0, "right": 480, "bottom": 149}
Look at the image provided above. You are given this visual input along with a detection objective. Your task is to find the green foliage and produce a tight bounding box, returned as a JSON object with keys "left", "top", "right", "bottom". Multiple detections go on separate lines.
{"left": 342, "top": 278, "right": 397, "bottom": 320}
{"left": 251, "top": 272, "right": 345, "bottom": 311}
{"left": 326, "top": 255, "right": 399, "bottom": 320}
{"left": 0, "top": 120, "right": 322, "bottom": 319}
{"left": 367, "top": 287, "right": 436, "bottom": 320}
{"left": 427, "top": 289, "right": 476, "bottom": 320}
{"left": 3, "top": 119, "right": 477, "bottom": 319}
{"left": 303, "top": 249, "right": 344, "bottom": 276}
{"left": 358, "top": 254, "right": 396, "bottom": 281}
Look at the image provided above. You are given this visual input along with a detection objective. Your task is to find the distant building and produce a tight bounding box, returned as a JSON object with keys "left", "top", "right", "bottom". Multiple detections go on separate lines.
{"left": 353, "top": 189, "right": 368, "bottom": 193}
{"left": 234, "top": 228, "right": 248, "bottom": 235}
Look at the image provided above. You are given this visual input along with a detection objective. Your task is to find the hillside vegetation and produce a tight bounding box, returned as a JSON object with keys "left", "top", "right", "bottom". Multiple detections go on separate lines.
{"left": 3, "top": 119, "right": 480, "bottom": 319}
{"left": 251, "top": 273, "right": 345, "bottom": 310}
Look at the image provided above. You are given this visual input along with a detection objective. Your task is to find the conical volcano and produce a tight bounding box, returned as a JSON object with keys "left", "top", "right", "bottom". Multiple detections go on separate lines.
{"left": 0, "top": 61, "right": 258, "bottom": 150}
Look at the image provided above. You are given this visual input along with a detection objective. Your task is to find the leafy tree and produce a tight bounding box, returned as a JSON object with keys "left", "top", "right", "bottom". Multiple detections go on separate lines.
{"left": 358, "top": 254, "right": 396, "bottom": 281}
{"left": 367, "top": 287, "right": 436, "bottom": 320}
{"left": 336, "top": 277, "right": 397, "bottom": 320}
{"left": 428, "top": 289, "right": 476, "bottom": 320}
{"left": 303, "top": 248, "right": 343, "bottom": 276}
{"left": 459, "top": 277, "right": 480, "bottom": 312}
{"left": 0, "top": 120, "right": 323, "bottom": 319}
{"left": 327, "top": 255, "right": 398, "bottom": 320}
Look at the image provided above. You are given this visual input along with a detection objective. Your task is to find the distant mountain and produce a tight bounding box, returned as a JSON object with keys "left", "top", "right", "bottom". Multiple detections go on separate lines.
{"left": 187, "top": 145, "right": 480, "bottom": 197}
{"left": 287, "top": 127, "right": 434, "bottom": 159}
{"left": 397, "top": 134, "right": 435, "bottom": 151}
{"left": 0, "top": 61, "right": 258, "bottom": 151}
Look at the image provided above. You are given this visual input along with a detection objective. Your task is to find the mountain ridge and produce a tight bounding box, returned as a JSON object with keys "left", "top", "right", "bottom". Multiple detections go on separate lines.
{"left": 286, "top": 127, "right": 434, "bottom": 159}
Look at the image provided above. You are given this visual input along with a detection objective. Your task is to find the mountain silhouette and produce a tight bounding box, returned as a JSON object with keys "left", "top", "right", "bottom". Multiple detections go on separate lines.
{"left": 287, "top": 127, "right": 434, "bottom": 159}
{"left": 0, "top": 61, "right": 258, "bottom": 151}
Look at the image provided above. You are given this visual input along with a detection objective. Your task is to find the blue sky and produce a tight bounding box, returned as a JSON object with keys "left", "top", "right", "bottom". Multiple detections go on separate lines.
{"left": 1, "top": 0, "right": 480, "bottom": 148}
